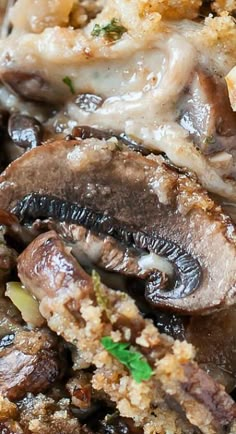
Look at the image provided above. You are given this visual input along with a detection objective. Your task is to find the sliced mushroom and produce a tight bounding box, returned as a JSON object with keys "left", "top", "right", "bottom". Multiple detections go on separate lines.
{"left": 8, "top": 113, "right": 43, "bottom": 150}
{"left": 0, "top": 329, "right": 65, "bottom": 401}
{"left": 185, "top": 307, "right": 236, "bottom": 392}
{"left": 13, "top": 192, "right": 201, "bottom": 302}
{"left": 0, "top": 137, "right": 235, "bottom": 314}
{"left": 74, "top": 94, "right": 103, "bottom": 113}
{"left": 17, "top": 230, "right": 236, "bottom": 433}
{"left": 179, "top": 69, "right": 236, "bottom": 156}
{"left": 71, "top": 125, "right": 150, "bottom": 155}
{"left": 0, "top": 222, "right": 17, "bottom": 283}
{"left": 0, "top": 293, "right": 66, "bottom": 401}
{"left": 47, "top": 221, "right": 174, "bottom": 280}
{"left": 1, "top": 71, "right": 58, "bottom": 103}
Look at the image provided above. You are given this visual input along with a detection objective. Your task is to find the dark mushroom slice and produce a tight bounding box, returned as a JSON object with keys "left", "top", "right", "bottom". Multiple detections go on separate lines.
{"left": 40, "top": 221, "right": 170, "bottom": 289}
{"left": 74, "top": 94, "right": 104, "bottom": 112}
{"left": 0, "top": 287, "right": 67, "bottom": 402}
{"left": 179, "top": 69, "right": 236, "bottom": 156}
{"left": 13, "top": 192, "right": 201, "bottom": 301}
{"left": 0, "top": 108, "right": 9, "bottom": 137}
{"left": 185, "top": 307, "right": 236, "bottom": 392}
{"left": 17, "top": 230, "right": 236, "bottom": 433}
{"left": 8, "top": 113, "right": 43, "bottom": 150}
{"left": 0, "top": 137, "right": 236, "bottom": 313}
{"left": 1, "top": 70, "right": 63, "bottom": 103}
{"left": 71, "top": 125, "right": 150, "bottom": 155}
{"left": 0, "top": 222, "right": 17, "bottom": 283}
{"left": 0, "top": 320, "right": 67, "bottom": 400}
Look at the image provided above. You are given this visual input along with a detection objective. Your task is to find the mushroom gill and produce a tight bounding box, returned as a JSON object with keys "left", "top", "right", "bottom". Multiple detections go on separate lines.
{"left": 13, "top": 192, "right": 202, "bottom": 301}
{"left": 16, "top": 230, "right": 236, "bottom": 434}
{"left": 0, "top": 136, "right": 235, "bottom": 314}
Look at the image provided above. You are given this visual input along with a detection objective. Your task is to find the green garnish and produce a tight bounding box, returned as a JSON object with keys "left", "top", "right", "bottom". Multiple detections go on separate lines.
{"left": 91, "top": 18, "right": 127, "bottom": 41}
{"left": 204, "top": 135, "right": 216, "bottom": 146}
{"left": 101, "top": 336, "right": 153, "bottom": 383}
{"left": 6, "top": 282, "right": 44, "bottom": 328}
{"left": 92, "top": 270, "right": 110, "bottom": 318}
{"left": 62, "top": 76, "right": 75, "bottom": 94}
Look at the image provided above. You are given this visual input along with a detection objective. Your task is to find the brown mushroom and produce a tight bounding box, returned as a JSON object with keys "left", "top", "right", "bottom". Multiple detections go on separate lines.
{"left": 8, "top": 113, "right": 43, "bottom": 150}
{"left": 0, "top": 137, "right": 235, "bottom": 313}
{"left": 17, "top": 230, "right": 236, "bottom": 433}
{"left": 179, "top": 69, "right": 236, "bottom": 156}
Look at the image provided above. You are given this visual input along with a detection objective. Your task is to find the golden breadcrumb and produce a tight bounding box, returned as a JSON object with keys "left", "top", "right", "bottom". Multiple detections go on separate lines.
{"left": 202, "top": 13, "right": 236, "bottom": 49}
{"left": 186, "top": 13, "right": 236, "bottom": 72}
{"left": 138, "top": 0, "right": 202, "bottom": 20}
{"left": 0, "top": 396, "right": 18, "bottom": 421}
{"left": 212, "top": 0, "right": 236, "bottom": 14}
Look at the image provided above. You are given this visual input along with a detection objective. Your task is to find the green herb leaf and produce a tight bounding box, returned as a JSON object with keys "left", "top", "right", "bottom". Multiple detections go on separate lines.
{"left": 101, "top": 336, "right": 153, "bottom": 383}
{"left": 92, "top": 270, "right": 110, "bottom": 318}
{"left": 204, "top": 135, "right": 216, "bottom": 146}
{"left": 91, "top": 18, "right": 127, "bottom": 41}
{"left": 62, "top": 76, "right": 75, "bottom": 94}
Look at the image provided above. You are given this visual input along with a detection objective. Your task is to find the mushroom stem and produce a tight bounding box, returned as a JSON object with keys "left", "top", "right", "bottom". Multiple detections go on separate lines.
{"left": 13, "top": 193, "right": 202, "bottom": 300}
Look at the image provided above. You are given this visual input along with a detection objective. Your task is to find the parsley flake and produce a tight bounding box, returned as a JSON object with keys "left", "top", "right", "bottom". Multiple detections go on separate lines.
{"left": 204, "top": 135, "right": 216, "bottom": 145}
{"left": 101, "top": 336, "right": 153, "bottom": 383}
{"left": 91, "top": 18, "right": 127, "bottom": 41}
{"left": 62, "top": 76, "right": 75, "bottom": 94}
{"left": 92, "top": 271, "right": 108, "bottom": 308}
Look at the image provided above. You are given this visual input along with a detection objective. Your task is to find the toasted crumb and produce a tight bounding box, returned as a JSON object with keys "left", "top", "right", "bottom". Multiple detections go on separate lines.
{"left": 0, "top": 396, "right": 18, "bottom": 421}
{"left": 212, "top": 0, "right": 236, "bottom": 14}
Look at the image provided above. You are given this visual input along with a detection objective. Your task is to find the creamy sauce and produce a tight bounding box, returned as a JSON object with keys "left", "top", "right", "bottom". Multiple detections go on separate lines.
{"left": 138, "top": 253, "right": 173, "bottom": 276}
{"left": 0, "top": 3, "right": 236, "bottom": 201}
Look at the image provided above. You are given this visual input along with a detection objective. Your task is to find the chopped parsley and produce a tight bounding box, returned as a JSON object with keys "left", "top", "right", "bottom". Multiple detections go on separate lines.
{"left": 92, "top": 270, "right": 110, "bottom": 318}
{"left": 91, "top": 18, "right": 127, "bottom": 41}
{"left": 101, "top": 336, "right": 153, "bottom": 383}
{"left": 204, "top": 135, "right": 216, "bottom": 146}
{"left": 62, "top": 76, "right": 75, "bottom": 94}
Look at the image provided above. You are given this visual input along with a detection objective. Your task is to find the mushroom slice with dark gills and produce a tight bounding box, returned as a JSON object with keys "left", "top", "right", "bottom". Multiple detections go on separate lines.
{"left": 17, "top": 231, "right": 236, "bottom": 434}
{"left": 0, "top": 137, "right": 236, "bottom": 314}
{"left": 13, "top": 192, "right": 201, "bottom": 303}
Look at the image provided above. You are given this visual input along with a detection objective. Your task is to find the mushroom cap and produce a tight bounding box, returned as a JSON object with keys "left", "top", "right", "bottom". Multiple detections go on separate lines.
{"left": 0, "top": 137, "right": 236, "bottom": 314}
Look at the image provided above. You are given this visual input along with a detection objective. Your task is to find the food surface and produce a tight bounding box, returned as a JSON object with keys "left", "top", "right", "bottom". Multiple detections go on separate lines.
{"left": 0, "top": 1, "right": 236, "bottom": 433}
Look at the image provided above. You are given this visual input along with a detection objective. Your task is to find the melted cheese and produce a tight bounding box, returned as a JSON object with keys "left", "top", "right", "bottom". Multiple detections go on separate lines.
{"left": 138, "top": 253, "right": 173, "bottom": 276}
{"left": 0, "top": 1, "right": 236, "bottom": 201}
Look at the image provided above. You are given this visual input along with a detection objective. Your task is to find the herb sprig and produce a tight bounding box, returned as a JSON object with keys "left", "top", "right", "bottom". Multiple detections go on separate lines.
{"left": 62, "top": 76, "right": 75, "bottom": 94}
{"left": 91, "top": 18, "right": 127, "bottom": 41}
{"left": 92, "top": 270, "right": 110, "bottom": 318}
{"left": 101, "top": 336, "right": 153, "bottom": 383}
